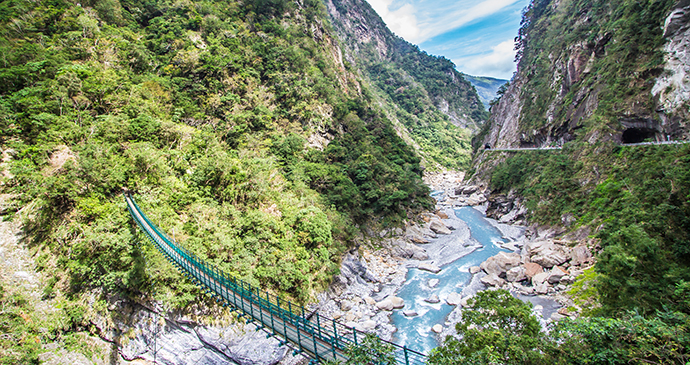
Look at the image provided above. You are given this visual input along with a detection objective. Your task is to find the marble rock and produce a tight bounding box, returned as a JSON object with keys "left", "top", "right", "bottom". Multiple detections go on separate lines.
{"left": 524, "top": 262, "right": 543, "bottom": 278}
{"left": 506, "top": 266, "right": 527, "bottom": 282}
{"left": 480, "top": 251, "right": 521, "bottom": 277}
{"left": 424, "top": 294, "right": 440, "bottom": 304}
{"left": 418, "top": 262, "right": 442, "bottom": 274}
{"left": 430, "top": 220, "right": 452, "bottom": 235}
{"left": 446, "top": 292, "right": 462, "bottom": 306}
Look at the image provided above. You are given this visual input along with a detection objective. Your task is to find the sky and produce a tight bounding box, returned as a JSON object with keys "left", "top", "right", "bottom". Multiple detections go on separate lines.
{"left": 364, "top": 0, "right": 531, "bottom": 80}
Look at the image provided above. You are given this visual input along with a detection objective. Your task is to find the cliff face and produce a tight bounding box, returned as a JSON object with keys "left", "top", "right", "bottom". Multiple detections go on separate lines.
{"left": 325, "top": 0, "right": 488, "bottom": 169}
{"left": 481, "top": 0, "right": 690, "bottom": 149}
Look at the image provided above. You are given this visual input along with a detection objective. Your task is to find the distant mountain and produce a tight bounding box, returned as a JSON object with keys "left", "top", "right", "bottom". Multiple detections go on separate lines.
{"left": 462, "top": 74, "right": 508, "bottom": 111}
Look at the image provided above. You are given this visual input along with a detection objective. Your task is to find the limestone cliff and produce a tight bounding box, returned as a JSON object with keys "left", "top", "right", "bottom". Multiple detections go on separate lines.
{"left": 480, "top": 0, "right": 690, "bottom": 149}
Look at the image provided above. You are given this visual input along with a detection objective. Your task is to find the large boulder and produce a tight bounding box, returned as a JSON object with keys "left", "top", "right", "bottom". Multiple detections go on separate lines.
{"left": 418, "top": 262, "right": 442, "bottom": 273}
{"left": 547, "top": 266, "right": 568, "bottom": 284}
{"left": 393, "top": 242, "right": 429, "bottom": 260}
{"left": 430, "top": 220, "right": 452, "bottom": 235}
{"left": 526, "top": 240, "right": 569, "bottom": 268}
{"left": 406, "top": 225, "right": 430, "bottom": 243}
{"left": 506, "top": 266, "right": 527, "bottom": 282}
{"left": 446, "top": 292, "right": 463, "bottom": 306}
{"left": 524, "top": 262, "right": 543, "bottom": 278}
{"left": 535, "top": 282, "right": 549, "bottom": 294}
{"left": 376, "top": 299, "right": 394, "bottom": 311}
{"left": 455, "top": 185, "right": 480, "bottom": 196}
{"left": 481, "top": 274, "right": 506, "bottom": 287}
{"left": 532, "top": 272, "right": 550, "bottom": 286}
{"left": 436, "top": 211, "right": 449, "bottom": 219}
{"left": 570, "top": 244, "right": 593, "bottom": 266}
{"left": 480, "top": 252, "right": 521, "bottom": 277}
{"left": 389, "top": 296, "right": 405, "bottom": 309}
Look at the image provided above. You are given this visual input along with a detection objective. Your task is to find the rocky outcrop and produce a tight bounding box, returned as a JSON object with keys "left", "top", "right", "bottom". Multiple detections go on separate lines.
{"left": 100, "top": 303, "right": 296, "bottom": 365}
{"left": 477, "top": 238, "right": 593, "bottom": 299}
{"left": 479, "top": 251, "right": 521, "bottom": 277}
{"left": 479, "top": 0, "right": 690, "bottom": 151}
{"left": 653, "top": 1, "right": 690, "bottom": 136}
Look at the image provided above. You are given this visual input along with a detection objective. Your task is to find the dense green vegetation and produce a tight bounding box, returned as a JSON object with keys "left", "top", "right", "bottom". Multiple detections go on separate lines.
{"left": 0, "top": 0, "right": 435, "bottom": 322}
{"left": 327, "top": 0, "right": 486, "bottom": 169}
{"left": 0, "top": 283, "right": 99, "bottom": 364}
{"left": 514, "top": 0, "right": 675, "bottom": 136}
{"left": 427, "top": 289, "right": 689, "bottom": 364}
{"left": 487, "top": 143, "right": 690, "bottom": 315}
{"left": 462, "top": 74, "right": 508, "bottom": 111}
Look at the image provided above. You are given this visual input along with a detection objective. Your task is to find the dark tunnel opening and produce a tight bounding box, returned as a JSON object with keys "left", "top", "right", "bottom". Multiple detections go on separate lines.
{"left": 622, "top": 128, "right": 658, "bottom": 144}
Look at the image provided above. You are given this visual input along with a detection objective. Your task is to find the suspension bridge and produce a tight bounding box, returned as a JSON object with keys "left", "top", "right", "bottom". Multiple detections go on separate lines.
{"left": 125, "top": 192, "right": 427, "bottom": 364}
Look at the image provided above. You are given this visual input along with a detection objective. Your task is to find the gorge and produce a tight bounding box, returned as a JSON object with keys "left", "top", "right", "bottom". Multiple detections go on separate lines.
{"left": 1, "top": 0, "right": 689, "bottom": 364}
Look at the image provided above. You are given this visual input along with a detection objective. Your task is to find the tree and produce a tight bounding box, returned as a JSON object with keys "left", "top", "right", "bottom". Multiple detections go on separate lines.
{"left": 428, "top": 289, "right": 547, "bottom": 365}
{"left": 324, "top": 333, "right": 396, "bottom": 365}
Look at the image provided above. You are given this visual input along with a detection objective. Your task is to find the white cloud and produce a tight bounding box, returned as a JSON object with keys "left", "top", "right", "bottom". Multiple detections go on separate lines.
{"left": 366, "top": 0, "right": 519, "bottom": 44}
{"left": 366, "top": 0, "right": 421, "bottom": 41}
{"left": 456, "top": 39, "right": 516, "bottom": 78}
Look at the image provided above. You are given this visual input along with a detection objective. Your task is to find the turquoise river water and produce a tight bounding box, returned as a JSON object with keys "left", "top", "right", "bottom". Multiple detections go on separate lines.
{"left": 390, "top": 206, "right": 509, "bottom": 354}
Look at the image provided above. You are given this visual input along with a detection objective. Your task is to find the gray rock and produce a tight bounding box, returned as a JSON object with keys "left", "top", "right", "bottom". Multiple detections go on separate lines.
{"left": 535, "top": 283, "right": 549, "bottom": 294}
{"left": 532, "top": 251, "right": 568, "bottom": 268}
{"left": 376, "top": 299, "right": 394, "bottom": 311}
{"left": 389, "top": 296, "right": 405, "bottom": 309}
{"left": 526, "top": 240, "right": 569, "bottom": 268}
{"left": 570, "top": 244, "right": 593, "bottom": 266}
{"left": 340, "top": 300, "right": 354, "bottom": 312}
{"left": 550, "top": 312, "right": 566, "bottom": 321}
{"left": 532, "top": 272, "right": 550, "bottom": 286}
{"left": 403, "top": 310, "right": 418, "bottom": 317}
{"left": 506, "top": 266, "right": 527, "bottom": 282}
{"left": 424, "top": 294, "right": 440, "bottom": 304}
{"left": 559, "top": 275, "right": 574, "bottom": 285}
{"left": 432, "top": 324, "right": 443, "bottom": 334}
{"left": 469, "top": 266, "right": 481, "bottom": 274}
{"left": 446, "top": 292, "right": 462, "bottom": 306}
{"left": 428, "top": 278, "right": 440, "bottom": 288}
{"left": 547, "top": 266, "right": 568, "bottom": 284}
{"left": 430, "top": 220, "right": 452, "bottom": 235}
{"left": 418, "top": 262, "right": 442, "bottom": 273}
{"left": 480, "top": 274, "right": 505, "bottom": 287}
{"left": 480, "top": 251, "right": 521, "bottom": 277}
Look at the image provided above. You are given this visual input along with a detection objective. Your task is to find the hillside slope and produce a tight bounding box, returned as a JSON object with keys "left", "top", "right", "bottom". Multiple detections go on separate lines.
{"left": 462, "top": 74, "right": 508, "bottom": 111}
{"left": 479, "top": 0, "right": 690, "bottom": 149}
{"left": 471, "top": 0, "right": 690, "bottom": 317}
{"left": 0, "top": 0, "right": 455, "bottom": 360}
{"left": 325, "top": 0, "right": 489, "bottom": 169}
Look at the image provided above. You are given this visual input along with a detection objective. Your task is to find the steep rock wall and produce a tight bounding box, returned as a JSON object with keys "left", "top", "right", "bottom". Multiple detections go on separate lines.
{"left": 481, "top": 0, "right": 690, "bottom": 150}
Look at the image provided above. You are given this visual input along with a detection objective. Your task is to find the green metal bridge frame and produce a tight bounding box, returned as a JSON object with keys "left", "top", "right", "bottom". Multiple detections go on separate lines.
{"left": 125, "top": 192, "right": 427, "bottom": 364}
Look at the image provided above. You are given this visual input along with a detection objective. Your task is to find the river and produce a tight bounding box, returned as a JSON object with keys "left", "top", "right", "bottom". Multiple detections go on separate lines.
{"left": 390, "top": 206, "right": 515, "bottom": 354}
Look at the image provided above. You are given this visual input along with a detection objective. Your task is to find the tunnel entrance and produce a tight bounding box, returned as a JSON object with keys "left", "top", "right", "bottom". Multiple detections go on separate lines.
{"left": 622, "top": 127, "right": 657, "bottom": 144}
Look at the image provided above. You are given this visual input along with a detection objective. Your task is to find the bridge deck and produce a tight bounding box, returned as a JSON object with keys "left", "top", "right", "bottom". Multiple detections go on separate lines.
{"left": 125, "top": 193, "right": 426, "bottom": 364}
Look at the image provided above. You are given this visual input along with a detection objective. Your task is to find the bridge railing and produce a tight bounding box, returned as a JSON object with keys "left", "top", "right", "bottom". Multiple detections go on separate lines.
{"left": 125, "top": 193, "right": 427, "bottom": 364}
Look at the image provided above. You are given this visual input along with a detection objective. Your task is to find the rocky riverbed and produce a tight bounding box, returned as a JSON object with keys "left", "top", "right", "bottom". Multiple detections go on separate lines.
{"left": 0, "top": 166, "right": 595, "bottom": 364}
